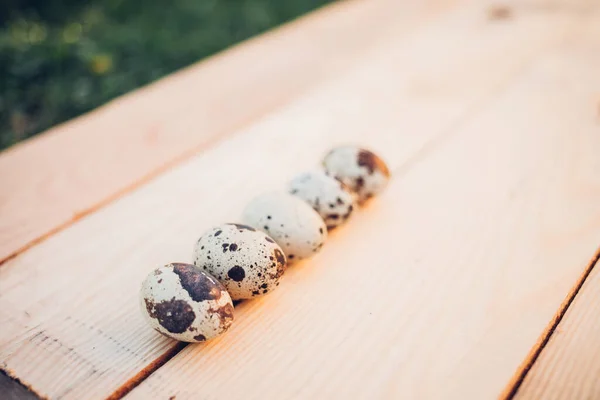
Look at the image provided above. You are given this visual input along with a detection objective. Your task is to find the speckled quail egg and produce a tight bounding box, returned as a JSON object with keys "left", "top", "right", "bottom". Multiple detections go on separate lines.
{"left": 288, "top": 170, "right": 356, "bottom": 230}
{"left": 193, "top": 223, "right": 286, "bottom": 300}
{"left": 140, "top": 263, "right": 234, "bottom": 343}
{"left": 241, "top": 192, "right": 327, "bottom": 263}
{"left": 322, "top": 146, "right": 390, "bottom": 204}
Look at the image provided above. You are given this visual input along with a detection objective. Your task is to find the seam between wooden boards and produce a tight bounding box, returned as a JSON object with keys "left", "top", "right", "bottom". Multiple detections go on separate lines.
{"left": 117, "top": 16, "right": 597, "bottom": 396}
{"left": 104, "top": 342, "right": 186, "bottom": 400}
{"left": 0, "top": 0, "right": 456, "bottom": 268}
{"left": 106, "top": 44, "right": 560, "bottom": 400}
{"left": 1, "top": 2, "right": 592, "bottom": 396}
{"left": 501, "top": 246, "right": 600, "bottom": 400}
{"left": 0, "top": 103, "right": 294, "bottom": 268}
{"left": 0, "top": 0, "right": 369, "bottom": 267}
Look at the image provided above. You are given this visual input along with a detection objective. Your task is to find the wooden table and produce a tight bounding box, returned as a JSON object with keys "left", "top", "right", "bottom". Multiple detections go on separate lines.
{"left": 1, "top": 0, "right": 599, "bottom": 398}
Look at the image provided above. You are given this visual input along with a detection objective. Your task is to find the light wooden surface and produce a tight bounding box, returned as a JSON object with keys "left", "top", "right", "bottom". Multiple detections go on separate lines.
{"left": 0, "top": 0, "right": 444, "bottom": 264}
{"left": 127, "top": 11, "right": 600, "bottom": 399}
{"left": 515, "top": 256, "right": 600, "bottom": 400}
{"left": 1, "top": 0, "right": 599, "bottom": 399}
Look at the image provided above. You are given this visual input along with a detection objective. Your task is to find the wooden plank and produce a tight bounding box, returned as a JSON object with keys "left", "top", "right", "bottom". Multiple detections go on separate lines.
{"left": 502, "top": 14, "right": 600, "bottom": 398}
{"left": 0, "top": 0, "right": 441, "bottom": 264}
{"left": 0, "top": 1, "right": 595, "bottom": 399}
{"left": 127, "top": 9, "right": 600, "bottom": 400}
{"left": 514, "top": 255, "right": 600, "bottom": 400}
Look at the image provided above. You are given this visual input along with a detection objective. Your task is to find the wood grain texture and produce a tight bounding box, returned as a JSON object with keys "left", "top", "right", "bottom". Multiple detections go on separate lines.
{"left": 0, "top": 0, "right": 442, "bottom": 264}
{"left": 515, "top": 256, "right": 600, "bottom": 400}
{"left": 128, "top": 8, "right": 600, "bottom": 400}
{"left": 0, "top": 0, "right": 598, "bottom": 399}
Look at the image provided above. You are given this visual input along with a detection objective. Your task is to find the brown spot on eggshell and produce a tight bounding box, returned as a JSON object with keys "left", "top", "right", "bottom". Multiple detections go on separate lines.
{"left": 145, "top": 297, "right": 195, "bottom": 334}
{"left": 356, "top": 177, "right": 365, "bottom": 190}
{"left": 357, "top": 150, "right": 390, "bottom": 176}
{"left": 193, "top": 334, "right": 207, "bottom": 342}
{"left": 172, "top": 263, "right": 222, "bottom": 302}
{"left": 208, "top": 303, "right": 234, "bottom": 326}
{"left": 265, "top": 236, "right": 275, "bottom": 243}
{"left": 227, "top": 266, "right": 246, "bottom": 282}
{"left": 273, "top": 248, "right": 286, "bottom": 266}
{"left": 343, "top": 205, "right": 354, "bottom": 220}
{"left": 275, "top": 262, "right": 285, "bottom": 280}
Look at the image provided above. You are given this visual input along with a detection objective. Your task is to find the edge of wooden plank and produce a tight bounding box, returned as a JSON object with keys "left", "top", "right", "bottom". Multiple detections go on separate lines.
{"left": 0, "top": 2, "right": 478, "bottom": 396}
{"left": 0, "top": 369, "right": 44, "bottom": 400}
{"left": 501, "top": 246, "right": 600, "bottom": 399}
{"left": 125, "top": 40, "right": 600, "bottom": 398}
{"left": 0, "top": 0, "right": 420, "bottom": 265}
{"left": 0, "top": 0, "right": 339, "bottom": 264}
{"left": 103, "top": 342, "right": 186, "bottom": 400}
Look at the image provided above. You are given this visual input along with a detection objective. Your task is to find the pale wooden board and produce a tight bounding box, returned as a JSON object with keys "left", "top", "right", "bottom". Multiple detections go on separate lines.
{"left": 0, "top": 0, "right": 447, "bottom": 264}
{"left": 515, "top": 256, "right": 600, "bottom": 400}
{"left": 0, "top": 1, "right": 578, "bottom": 398}
{"left": 0, "top": 1, "right": 598, "bottom": 399}
{"left": 127, "top": 8, "right": 600, "bottom": 400}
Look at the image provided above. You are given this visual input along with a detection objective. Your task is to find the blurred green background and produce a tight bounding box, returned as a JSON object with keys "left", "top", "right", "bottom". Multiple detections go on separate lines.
{"left": 0, "top": 0, "right": 334, "bottom": 150}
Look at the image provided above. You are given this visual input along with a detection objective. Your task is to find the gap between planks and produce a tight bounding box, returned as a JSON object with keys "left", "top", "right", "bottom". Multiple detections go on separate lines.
{"left": 2, "top": 1, "right": 596, "bottom": 398}
{"left": 0, "top": 0, "right": 444, "bottom": 265}
{"left": 104, "top": 57, "right": 544, "bottom": 400}
{"left": 125, "top": 10, "right": 600, "bottom": 398}
{"left": 515, "top": 253, "right": 600, "bottom": 399}
{"left": 0, "top": 369, "right": 41, "bottom": 400}
{"left": 504, "top": 248, "right": 600, "bottom": 399}
{"left": 1, "top": 1, "right": 495, "bottom": 397}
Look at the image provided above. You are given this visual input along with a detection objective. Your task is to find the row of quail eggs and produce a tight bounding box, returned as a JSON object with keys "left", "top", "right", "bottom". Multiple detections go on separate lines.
{"left": 140, "top": 146, "right": 390, "bottom": 342}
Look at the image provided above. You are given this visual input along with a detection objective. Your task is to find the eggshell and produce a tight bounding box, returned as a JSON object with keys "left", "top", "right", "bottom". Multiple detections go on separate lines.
{"left": 322, "top": 146, "right": 390, "bottom": 203}
{"left": 193, "top": 223, "right": 286, "bottom": 300}
{"left": 241, "top": 192, "right": 327, "bottom": 262}
{"left": 140, "top": 263, "right": 234, "bottom": 342}
{"left": 289, "top": 170, "right": 355, "bottom": 230}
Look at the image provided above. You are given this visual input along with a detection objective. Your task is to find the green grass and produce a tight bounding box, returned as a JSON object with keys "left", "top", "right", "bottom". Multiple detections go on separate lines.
{"left": 0, "top": 0, "right": 334, "bottom": 150}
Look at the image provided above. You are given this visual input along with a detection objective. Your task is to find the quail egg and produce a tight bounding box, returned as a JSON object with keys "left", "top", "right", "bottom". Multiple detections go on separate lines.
{"left": 140, "top": 263, "right": 234, "bottom": 342}
{"left": 322, "top": 146, "right": 390, "bottom": 203}
{"left": 241, "top": 192, "right": 327, "bottom": 263}
{"left": 193, "top": 223, "right": 286, "bottom": 300}
{"left": 289, "top": 170, "right": 355, "bottom": 230}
